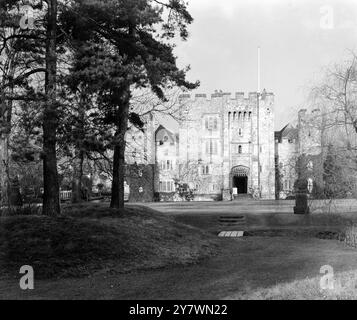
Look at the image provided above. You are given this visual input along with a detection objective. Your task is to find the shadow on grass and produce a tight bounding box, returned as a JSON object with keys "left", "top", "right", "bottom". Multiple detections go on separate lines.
{"left": 0, "top": 203, "right": 217, "bottom": 280}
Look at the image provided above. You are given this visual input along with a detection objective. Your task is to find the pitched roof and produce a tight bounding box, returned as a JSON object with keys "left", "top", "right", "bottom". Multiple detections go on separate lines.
{"left": 275, "top": 123, "right": 298, "bottom": 143}
{"left": 154, "top": 113, "right": 179, "bottom": 134}
{"left": 155, "top": 125, "right": 176, "bottom": 143}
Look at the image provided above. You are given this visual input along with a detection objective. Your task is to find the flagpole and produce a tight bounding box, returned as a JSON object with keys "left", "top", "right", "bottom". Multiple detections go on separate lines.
{"left": 258, "top": 46, "right": 261, "bottom": 94}
{"left": 257, "top": 47, "right": 261, "bottom": 198}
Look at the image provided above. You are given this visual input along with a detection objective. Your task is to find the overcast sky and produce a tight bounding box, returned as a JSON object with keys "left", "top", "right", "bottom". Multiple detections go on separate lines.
{"left": 174, "top": 0, "right": 357, "bottom": 130}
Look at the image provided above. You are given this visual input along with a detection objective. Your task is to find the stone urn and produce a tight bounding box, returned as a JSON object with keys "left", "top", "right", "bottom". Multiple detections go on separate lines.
{"left": 293, "top": 178, "right": 310, "bottom": 215}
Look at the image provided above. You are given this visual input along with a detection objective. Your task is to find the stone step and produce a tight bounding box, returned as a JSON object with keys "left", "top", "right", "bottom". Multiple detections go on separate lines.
{"left": 219, "top": 215, "right": 246, "bottom": 227}
{"left": 233, "top": 194, "right": 253, "bottom": 201}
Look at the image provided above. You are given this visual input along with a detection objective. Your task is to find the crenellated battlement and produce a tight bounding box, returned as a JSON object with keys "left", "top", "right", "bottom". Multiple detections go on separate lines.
{"left": 179, "top": 91, "right": 274, "bottom": 102}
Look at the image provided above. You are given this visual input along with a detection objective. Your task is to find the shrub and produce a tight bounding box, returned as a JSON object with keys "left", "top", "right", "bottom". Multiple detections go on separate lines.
{"left": 344, "top": 224, "right": 357, "bottom": 248}
{"left": 153, "top": 192, "right": 161, "bottom": 202}
{"left": 0, "top": 204, "right": 42, "bottom": 217}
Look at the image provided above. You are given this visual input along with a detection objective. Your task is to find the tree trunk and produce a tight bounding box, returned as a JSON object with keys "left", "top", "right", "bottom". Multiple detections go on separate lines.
{"left": 110, "top": 88, "right": 130, "bottom": 209}
{"left": 71, "top": 150, "right": 84, "bottom": 203}
{"left": 71, "top": 92, "right": 86, "bottom": 204}
{"left": 43, "top": 0, "right": 60, "bottom": 216}
{"left": 111, "top": 142, "right": 127, "bottom": 208}
{"left": 0, "top": 133, "right": 10, "bottom": 207}
{"left": 0, "top": 91, "right": 13, "bottom": 208}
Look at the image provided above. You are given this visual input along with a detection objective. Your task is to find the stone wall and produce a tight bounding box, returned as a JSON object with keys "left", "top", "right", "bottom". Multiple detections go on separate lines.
{"left": 276, "top": 137, "right": 298, "bottom": 199}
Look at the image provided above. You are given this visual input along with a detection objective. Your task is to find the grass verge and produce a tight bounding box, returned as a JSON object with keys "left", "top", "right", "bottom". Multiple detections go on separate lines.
{"left": 226, "top": 269, "right": 357, "bottom": 300}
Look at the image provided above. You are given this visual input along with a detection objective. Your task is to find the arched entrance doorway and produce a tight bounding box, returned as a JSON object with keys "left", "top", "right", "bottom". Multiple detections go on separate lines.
{"left": 231, "top": 166, "right": 249, "bottom": 194}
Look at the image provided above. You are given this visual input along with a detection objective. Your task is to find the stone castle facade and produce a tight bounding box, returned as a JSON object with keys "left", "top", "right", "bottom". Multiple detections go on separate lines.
{"left": 274, "top": 109, "right": 323, "bottom": 199}
{"left": 96, "top": 89, "right": 327, "bottom": 202}
{"left": 94, "top": 90, "right": 357, "bottom": 201}
{"left": 124, "top": 90, "right": 276, "bottom": 201}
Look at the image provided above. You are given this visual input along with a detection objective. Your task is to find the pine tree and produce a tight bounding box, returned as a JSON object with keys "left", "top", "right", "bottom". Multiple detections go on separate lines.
{"left": 42, "top": 0, "right": 61, "bottom": 215}
{"left": 61, "top": 0, "right": 199, "bottom": 208}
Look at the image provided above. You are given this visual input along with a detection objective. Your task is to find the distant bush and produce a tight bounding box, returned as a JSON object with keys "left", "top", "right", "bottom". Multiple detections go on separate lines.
{"left": 153, "top": 192, "right": 161, "bottom": 202}
{"left": 344, "top": 224, "right": 357, "bottom": 248}
{"left": 0, "top": 204, "right": 42, "bottom": 217}
{"left": 158, "top": 192, "right": 177, "bottom": 202}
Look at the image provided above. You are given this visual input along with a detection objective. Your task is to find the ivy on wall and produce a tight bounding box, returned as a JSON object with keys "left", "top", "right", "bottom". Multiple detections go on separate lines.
{"left": 125, "top": 164, "right": 155, "bottom": 202}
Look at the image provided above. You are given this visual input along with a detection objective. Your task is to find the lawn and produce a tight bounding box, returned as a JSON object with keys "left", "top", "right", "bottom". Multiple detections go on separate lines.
{"left": 1, "top": 201, "right": 357, "bottom": 300}
{"left": 226, "top": 269, "right": 357, "bottom": 300}
{"left": 0, "top": 203, "right": 217, "bottom": 280}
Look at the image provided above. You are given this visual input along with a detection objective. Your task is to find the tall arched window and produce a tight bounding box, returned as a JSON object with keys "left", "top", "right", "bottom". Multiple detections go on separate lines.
{"left": 238, "top": 145, "right": 242, "bottom": 154}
